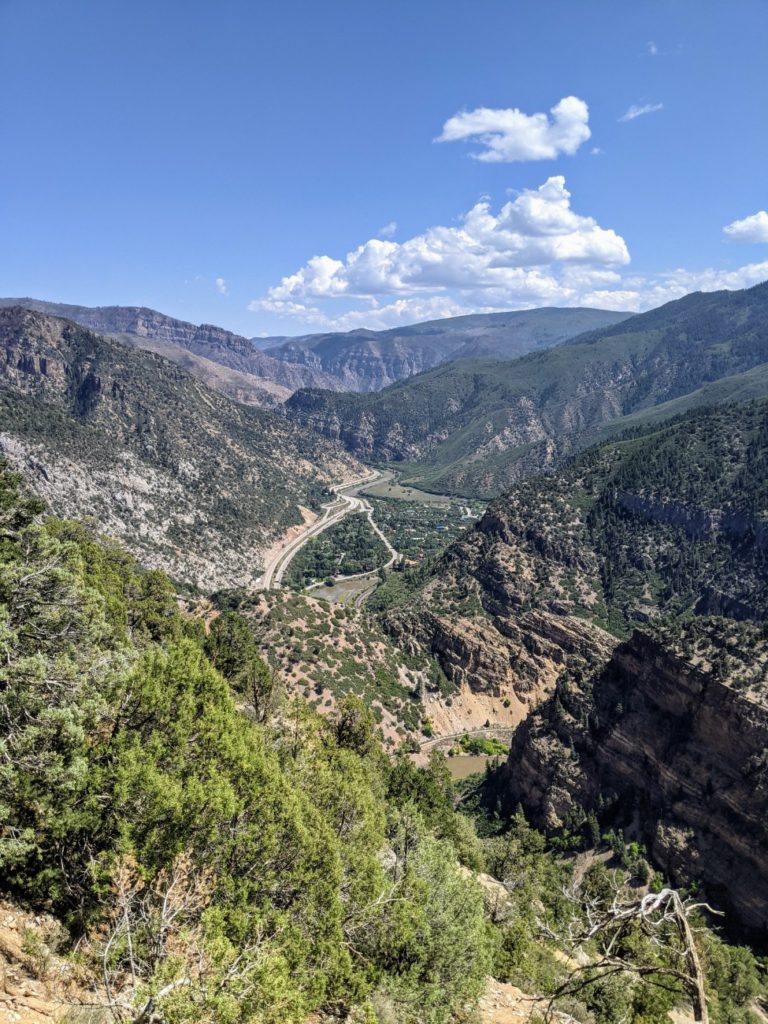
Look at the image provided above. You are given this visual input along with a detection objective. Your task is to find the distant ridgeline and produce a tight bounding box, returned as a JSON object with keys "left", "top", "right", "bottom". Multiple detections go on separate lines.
{"left": 286, "top": 279, "right": 768, "bottom": 497}
{"left": 0, "top": 305, "right": 361, "bottom": 590}
{"left": 0, "top": 296, "right": 629, "bottom": 396}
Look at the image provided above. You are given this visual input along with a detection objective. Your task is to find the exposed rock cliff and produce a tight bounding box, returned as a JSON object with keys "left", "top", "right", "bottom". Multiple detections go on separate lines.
{"left": 379, "top": 485, "right": 618, "bottom": 727}
{"left": 616, "top": 491, "right": 768, "bottom": 550}
{"left": 502, "top": 620, "right": 768, "bottom": 934}
{"left": 385, "top": 601, "right": 616, "bottom": 732}
{"left": 0, "top": 307, "right": 362, "bottom": 589}
{"left": 0, "top": 298, "right": 340, "bottom": 399}
{"left": 374, "top": 396, "right": 767, "bottom": 762}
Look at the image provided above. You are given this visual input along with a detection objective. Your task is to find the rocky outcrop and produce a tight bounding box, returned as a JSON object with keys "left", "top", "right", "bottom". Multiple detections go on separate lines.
{"left": 0, "top": 298, "right": 340, "bottom": 397}
{"left": 617, "top": 491, "right": 768, "bottom": 550}
{"left": 266, "top": 335, "right": 445, "bottom": 392}
{"left": 502, "top": 623, "right": 768, "bottom": 934}
{"left": 0, "top": 898, "right": 109, "bottom": 1023}
{"left": 384, "top": 575, "right": 616, "bottom": 724}
{"left": 283, "top": 392, "right": 438, "bottom": 460}
{"left": 0, "top": 307, "right": 362, "bottom": 589}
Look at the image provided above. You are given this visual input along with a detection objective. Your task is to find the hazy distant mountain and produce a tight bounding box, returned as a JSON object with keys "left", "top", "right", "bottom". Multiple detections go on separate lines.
{"left": 0, "top": 299, "right": 629, "bottom": 398}
{"left": 259, "top": 307, "right": 631, "bottom": 391}
{"left": 251, "top": 334, "right": 292, "bottom": 350}
{"left": 286, "top": 280, "right": 768, "bottom": 496}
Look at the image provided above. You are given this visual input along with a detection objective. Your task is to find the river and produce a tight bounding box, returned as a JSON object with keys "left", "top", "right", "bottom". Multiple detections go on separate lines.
{"left": 446, "top": 754, "right": 504, "bottom": 781}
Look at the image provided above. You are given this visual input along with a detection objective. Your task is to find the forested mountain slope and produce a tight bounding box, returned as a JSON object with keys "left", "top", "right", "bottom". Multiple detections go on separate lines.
{"left": 0, "top": 462, "right": 495, "bottom": 1023}
{"left": 0, "top": 306, "right": 361, "bottom": 589}
{"left": 1, "top": 298, "right": 627, "bottom": 398}
{"left": 373, "top": 398, "right": 768, "bottom": 931}
{"left": 286, "top": 280, "right": 768, "bottom": 496}
{"left": 376, "top": 398, "right": 768, "bottom": 724}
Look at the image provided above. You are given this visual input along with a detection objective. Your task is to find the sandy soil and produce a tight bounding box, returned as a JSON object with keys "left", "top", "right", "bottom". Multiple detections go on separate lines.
{"left": 258, "top": 504, "right": 319, "bottom": 576}
{"left": 478, "top": 977, "right": 575, "bottom": 1022}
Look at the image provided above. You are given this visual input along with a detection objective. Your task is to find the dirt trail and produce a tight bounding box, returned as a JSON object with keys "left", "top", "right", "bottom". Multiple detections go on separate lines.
{"left": 479, "top": 978, "right": 576, "bottom": 1022}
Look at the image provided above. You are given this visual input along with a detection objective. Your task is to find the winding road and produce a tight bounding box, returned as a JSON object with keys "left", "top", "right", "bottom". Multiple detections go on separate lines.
{"left": 420, "top": 726, "right": 516, "bottom": 754}
{"left": 259, "top": 470, "right": 398, "bottom": 590}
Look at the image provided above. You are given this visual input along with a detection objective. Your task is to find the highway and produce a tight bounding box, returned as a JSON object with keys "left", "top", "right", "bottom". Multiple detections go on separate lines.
{"left": 259, "top": 470, "right": 396, "bottom": 589}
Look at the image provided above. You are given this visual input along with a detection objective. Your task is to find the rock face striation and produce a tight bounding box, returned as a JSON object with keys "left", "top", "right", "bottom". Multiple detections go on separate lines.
{"left": 0, "top": 298, "right": 340, "bottom": 399}
{"left": 502, "top": 621, "right": 768, "bottom": 934}
{"left": 386, "top": 600, "right": 616, "bottom": 728}
{"left": 379, "top": 464, "right": 621, "bottom": 725}
{"left": 0, "top": 299, "right": 628, "bottom": 401}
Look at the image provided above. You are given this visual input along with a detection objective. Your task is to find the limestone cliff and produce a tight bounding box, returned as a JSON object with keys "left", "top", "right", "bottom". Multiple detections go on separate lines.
{"left": 0, "top": 307, "right": 362, "bottom": 589}
{"left": 0, "top": 298, "right": 340, "bottom": 398}
{"left": 502, "top": 620, "right": 768, "bottom": 934}
{"left": 379, "top": 486, "right": 618, "bottom": 729}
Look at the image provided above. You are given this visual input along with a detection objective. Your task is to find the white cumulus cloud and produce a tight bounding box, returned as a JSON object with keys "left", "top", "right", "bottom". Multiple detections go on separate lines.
{"left": 251, "top": 177, "right": 628, "bottom": 317}
{"left": 215, "top": 277, "right": 228, "bottom": 295}
{"left": 619, "top": 102, "right": 663, "bottom": 122}
{"left": 582, "top": 261, "right": 768, "bottom": 312}
{"left": 378, "top": 221, "right": 397, "bottom": 238}
{"left": 248, "top": 180, "right": 768, "bottom": 331}
{"left": 723, "top": 211, "right": 768, "bottom": 244}
{"left": 250, "top": 260, "right": 768, "bottom": 331}
{"left": 248, "top": 294, "right": 475, "bottom": 332}
{"left": 435, "top": 96, "right": 591, "bottom": 162}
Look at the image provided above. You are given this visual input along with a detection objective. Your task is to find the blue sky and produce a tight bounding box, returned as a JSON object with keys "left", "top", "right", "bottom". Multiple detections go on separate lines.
{"left": 2, "top": 0, "right": 767, "bottom": 336}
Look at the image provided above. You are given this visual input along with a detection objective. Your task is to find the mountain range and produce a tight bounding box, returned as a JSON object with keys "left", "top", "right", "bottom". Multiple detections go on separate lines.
{"left": 0, "top": 297, "right": 627, "bottom": 400}
{"left": 286, "top": 280, "right": 768, "bottom": 496}
{"left": 0, "top": 297, "right": 339, "bottom": 405}
{"left": 258, "top": 306, "right": 629, "bottom": 390}
{"left": 0, "top": 305, "right": 361, "bottom": 589}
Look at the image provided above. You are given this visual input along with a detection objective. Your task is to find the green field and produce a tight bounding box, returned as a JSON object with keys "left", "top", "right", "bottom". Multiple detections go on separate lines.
{"left": 361, "top": 477, "right": 453, "bottom": 504}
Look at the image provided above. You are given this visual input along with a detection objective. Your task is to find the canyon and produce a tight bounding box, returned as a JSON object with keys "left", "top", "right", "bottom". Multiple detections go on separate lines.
{"left": 502, "top": 622, "right": 768, "bottom": 933}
